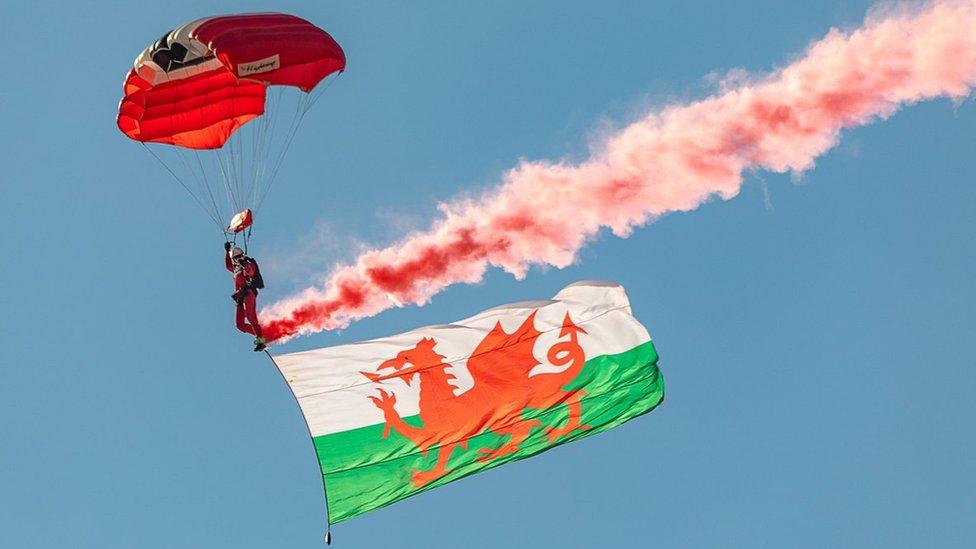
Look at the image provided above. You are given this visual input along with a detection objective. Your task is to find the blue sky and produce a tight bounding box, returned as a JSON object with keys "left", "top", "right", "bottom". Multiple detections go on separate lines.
{"left": 1, "top": 1, "right": 974, "bottom": 547}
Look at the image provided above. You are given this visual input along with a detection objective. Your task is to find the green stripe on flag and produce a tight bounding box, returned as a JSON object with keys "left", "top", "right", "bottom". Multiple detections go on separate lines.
{"left": 313, "top": 341, "right": 663, "bottom": 522}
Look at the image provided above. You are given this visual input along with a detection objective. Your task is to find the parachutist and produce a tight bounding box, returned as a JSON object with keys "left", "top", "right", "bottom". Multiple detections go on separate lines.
{"left": 226, "top": 244, "right": 267, "bottom": 351}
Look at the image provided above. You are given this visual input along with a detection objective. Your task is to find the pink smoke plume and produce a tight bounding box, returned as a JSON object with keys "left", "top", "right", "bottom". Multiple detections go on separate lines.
{"left": 262, "top": 0, "right": 976, "bottom": 342}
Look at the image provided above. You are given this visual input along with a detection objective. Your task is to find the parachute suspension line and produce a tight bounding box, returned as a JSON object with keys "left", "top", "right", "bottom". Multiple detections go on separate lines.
{"left": 262, "top": 90, "right": 286, "bottom": 193}
{"left": 267, "top": 93, "right": 306, "bottom": 189}
{"left": 254, "top": 89, "right": 289, "bottom": 213}
{"left": 243, "top": 225, "right": 253, "bottom": 254}
{"left": 235, "top": 130, "right": 244, "bottom": 213}
{"left": 228, "top": 133, "right": 243, "bottom": 214}
{"left": 246, "top": 99, "right": 266, "bottom": 211}
{"left": 252, "top": 87, "right": 288, "bottom": 214}
{"left": 253, "top": 87, "right": 282, "bottom": 207}
{"left": 233, "top": 122, "right": 241, "bottom": 204}
{"left": 140, "top": 143, "right": 224, "bottom": 232}
{"left": 248, "top": 106, "right": 261, "bottom": 210}
{"left": 254, "top": 88, "right": 313, "bottom": 214}
{"left": 215, "top": 150, "right": 237, "bottom": 221}
{"left": 214, "top": 149, "right": 240, "bottom": 214}
{"left": 194, "top": 151, "right": 224, "bottom": 229}
{"left": 303, "top": 71, "right": 341, "bottom": 114}
{"left": 236, "top": 121, "right": 246, "bottom": 211}
{"left": 224, "top": 135, "right": 244, "bottom": 214}
{"left": 175, "top": 148, "right": 222, "bottom": 226}
{"left": 246, "top": 92, "right": 268, "bottom": 210}
{"left": 254, "top": 73, "right": 342, "bottom": 215}
{"left": 263, "top": 349, "right": 334, "bottom": 544}
{"left": 234, "top": 86, "right": 282, "bottom": 214}
{"left": 254, "top": 92, "right": 275, "bottom": 202}
{"left": 140, "top": 76, "right": 343, "bottom": 234}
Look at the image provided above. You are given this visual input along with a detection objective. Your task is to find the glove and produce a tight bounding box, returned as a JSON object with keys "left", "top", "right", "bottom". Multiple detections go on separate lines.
{"left": 224, "top": 242, "right": 232, "bottom": 252}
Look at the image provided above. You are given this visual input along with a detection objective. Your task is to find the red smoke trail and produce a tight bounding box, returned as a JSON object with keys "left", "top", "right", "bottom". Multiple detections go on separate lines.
{"left": 262, "top": 0, "right": 976, "bottom": 342}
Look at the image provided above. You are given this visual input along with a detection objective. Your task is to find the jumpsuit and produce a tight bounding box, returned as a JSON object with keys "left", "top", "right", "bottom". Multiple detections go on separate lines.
{"left": 226, "top": 253, "right": 263, "bottom": 337}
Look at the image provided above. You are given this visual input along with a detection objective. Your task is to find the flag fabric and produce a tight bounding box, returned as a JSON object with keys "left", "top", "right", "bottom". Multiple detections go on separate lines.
{"left": 271, "top": 281, "right": 664, "bottom": 522}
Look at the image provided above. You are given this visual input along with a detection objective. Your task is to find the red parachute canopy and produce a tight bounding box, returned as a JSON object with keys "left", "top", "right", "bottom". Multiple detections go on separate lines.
{"left": 117, "top": 13, "right": 346, "bottom": 149}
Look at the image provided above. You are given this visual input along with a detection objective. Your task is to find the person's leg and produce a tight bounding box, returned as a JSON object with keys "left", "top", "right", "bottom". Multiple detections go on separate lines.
{"left": 236, "top": 304, "right": 256, "bottom": 335}
{"left": 242, "top": 291, "right": 263, "bottom": 338}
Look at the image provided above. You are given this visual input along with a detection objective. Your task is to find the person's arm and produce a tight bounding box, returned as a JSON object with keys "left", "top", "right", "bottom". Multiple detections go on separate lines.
{"left": 224, "top": 242, "right": 234, "bottom": 272}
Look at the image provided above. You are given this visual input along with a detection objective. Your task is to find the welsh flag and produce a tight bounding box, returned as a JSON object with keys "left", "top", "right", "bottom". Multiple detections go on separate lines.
{"left": 271, "top": 281, "right": 664, "bottom": 523}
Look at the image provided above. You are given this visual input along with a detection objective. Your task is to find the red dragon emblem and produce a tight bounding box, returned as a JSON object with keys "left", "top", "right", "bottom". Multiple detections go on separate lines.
{"left": 361, "top": 311, "right": 590, "bottom": 488}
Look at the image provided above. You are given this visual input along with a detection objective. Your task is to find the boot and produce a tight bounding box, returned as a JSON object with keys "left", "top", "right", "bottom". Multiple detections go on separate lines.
{"left": 253, "top": 336, "right": 267, "bottom": 352}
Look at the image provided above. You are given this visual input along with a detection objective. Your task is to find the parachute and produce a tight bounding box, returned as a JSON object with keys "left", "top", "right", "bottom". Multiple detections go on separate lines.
{"left": 117, "top": 13, "right": 345, "bottom": 244}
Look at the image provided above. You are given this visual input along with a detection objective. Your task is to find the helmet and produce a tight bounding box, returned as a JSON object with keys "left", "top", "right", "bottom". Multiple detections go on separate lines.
{"left": 231, "top": 246, "right": 245, "bottom": 259}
